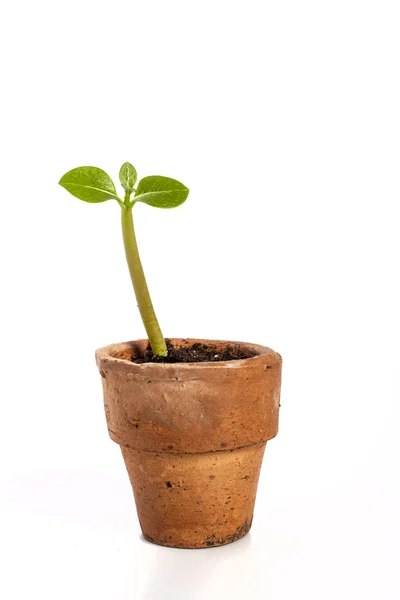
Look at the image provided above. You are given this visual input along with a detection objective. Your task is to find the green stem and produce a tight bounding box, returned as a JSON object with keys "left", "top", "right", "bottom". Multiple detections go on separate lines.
{"left": 121, "top": 204, "right": 167, "bottom": 356}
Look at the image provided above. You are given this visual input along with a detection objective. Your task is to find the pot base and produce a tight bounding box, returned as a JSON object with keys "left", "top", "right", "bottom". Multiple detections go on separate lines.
{"left": 142, "top": 517, "right": 253, "bottom": 549}
{"left": 121, "top": 442, "right": 266, "bottom": 549}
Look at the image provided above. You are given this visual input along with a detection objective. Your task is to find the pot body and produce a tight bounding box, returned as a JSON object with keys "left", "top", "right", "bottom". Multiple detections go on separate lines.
{"left": 96, "top": 339, "right": 282, "bottom": 548}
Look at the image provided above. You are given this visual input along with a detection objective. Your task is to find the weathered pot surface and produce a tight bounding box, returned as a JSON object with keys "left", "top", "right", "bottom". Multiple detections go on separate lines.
{"left": 96, "top": 338, "right": 282, "bottom": 549}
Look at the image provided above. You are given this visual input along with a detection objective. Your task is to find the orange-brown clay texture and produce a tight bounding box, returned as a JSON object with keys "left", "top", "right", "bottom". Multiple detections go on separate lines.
{"left": 96, "top": 339, "right": 282, "bottom": 549}
{"left": 121, "top": 442, "right": 266, "bottom": 548}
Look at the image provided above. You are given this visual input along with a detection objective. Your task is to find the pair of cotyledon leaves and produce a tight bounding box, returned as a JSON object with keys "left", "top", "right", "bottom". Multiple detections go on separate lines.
{"left": 59, "top": 162, "right": 189, "bottom": 209}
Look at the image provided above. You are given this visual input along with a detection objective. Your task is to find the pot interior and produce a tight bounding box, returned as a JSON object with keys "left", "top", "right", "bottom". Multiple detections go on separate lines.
{"left": 111, "top": 338, "right": 258, "bottom": 363}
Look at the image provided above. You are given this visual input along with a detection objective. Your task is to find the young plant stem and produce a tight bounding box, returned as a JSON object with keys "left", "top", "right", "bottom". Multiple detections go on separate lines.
{"left": 121, "top": 200, "right": 168, "bottom": 356}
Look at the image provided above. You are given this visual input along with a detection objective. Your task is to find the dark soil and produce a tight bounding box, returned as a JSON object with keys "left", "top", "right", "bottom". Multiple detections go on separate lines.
{"left": 131, "top": 339, "right": 254, "bottom": 364}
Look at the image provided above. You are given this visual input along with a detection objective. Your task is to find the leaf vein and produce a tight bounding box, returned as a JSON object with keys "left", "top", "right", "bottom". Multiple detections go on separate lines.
{"left": 64, "top": 182, "right": 118, "bottom": 199}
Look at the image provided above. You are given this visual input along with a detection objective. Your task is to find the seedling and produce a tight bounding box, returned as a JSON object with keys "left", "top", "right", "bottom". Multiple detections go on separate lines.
{"left": 59, "top": 163, "right": 189, "bottom": 356}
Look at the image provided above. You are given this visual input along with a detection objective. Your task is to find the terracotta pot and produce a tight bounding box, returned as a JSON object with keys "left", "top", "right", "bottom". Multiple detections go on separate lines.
{"left": 95, "top": 338, "right": 282, "bottom": 549}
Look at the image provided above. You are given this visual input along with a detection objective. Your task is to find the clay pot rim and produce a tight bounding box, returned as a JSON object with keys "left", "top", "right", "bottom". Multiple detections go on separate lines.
{"left": 96, "top": 338, "right": 281, "bottom": 370}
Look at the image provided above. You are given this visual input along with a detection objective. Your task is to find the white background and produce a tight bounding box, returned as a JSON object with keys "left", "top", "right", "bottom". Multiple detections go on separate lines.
{"left": 1, "top": 1, "right": 399, "bottom": 598}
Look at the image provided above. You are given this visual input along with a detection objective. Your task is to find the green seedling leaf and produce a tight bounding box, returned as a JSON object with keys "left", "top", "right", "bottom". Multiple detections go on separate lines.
{"left": 119, "top": 162, "right": 137, "bottom": 193}
{"left": 59, "top": 166, "right": 119, "bottom": 203}
{"left": 134, "top": 176, "right": 189, "bottom": 209}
